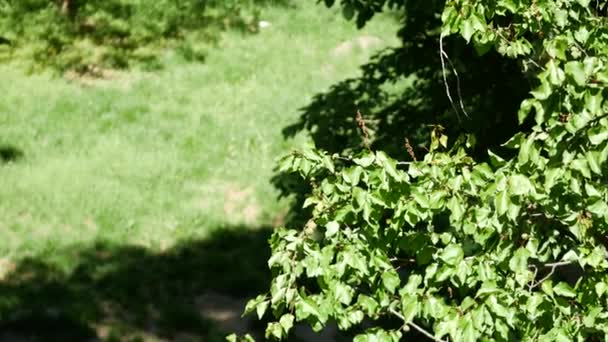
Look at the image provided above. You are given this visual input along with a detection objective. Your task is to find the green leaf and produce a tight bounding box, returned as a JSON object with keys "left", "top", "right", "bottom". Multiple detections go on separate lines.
{"left": 495, "top": 190, "right": 510, "bottom": 216}
{"left": 295, "top": 293, "right": 320, "bottom": 320}
{"left": 518, "top": 98, "right": 535, "bottom": 124}
{"left": 585, "top": 151, "right": 602, "bottom": 175}
{"left": 382, "top": 271, "right": 400, "bottom": 294}
{"left": 542, "top": 280, "right": 554, "bottom": 297}
{"left": 334, "top": 282, "right": 353, "bottom": 305}
{"left": 577, "top": 0, "right": 591, "bottom": 7}
{"left": 440, "top": 244, "right": 464, "bottom": 265}
{"left": 266, "top": 322, "right": 283, "bottom": 340}
{"left": 588, "top": 199, "right": 608, "bottom": 216}
{"left": 554, "top": 282, "right": 576, "bottom": 298}
{"left": 279, "top": 314, "right": 295, "bottom": 334}
{"left": 565, "top": 61, "right": 587, "bottom": 86}
{"left": 509, "top": 247, "right": 530, "bottom": 273}
{"left": 447, "top": 196, "right": 465, "bottom": 222}
{"left": 585, "top": 90, "right": 603, "bottom": 115}
{"left": 571, "top": 158, "right": 592, "bottom": 179}
{"left": 460, "top": 318, "right": 477, "bottom": 342}
{"left": 401, "top": 294, "right": 419, "bottom": 323}
{"left": 342, "top": 4, "right": 354, "bottom": 20}
{"left": 531, "top": 79, "right": 552, "bottom": 99}
{"left": 325, "top": 221, "right": 339, "bottom": 237}
{"left": 353, "top": 154, "right": 375, "bottom": 167}
{"left": 526, "top": 293, "right": 544, "bottom": 317}
{"left": 485, "top": 295, "right": 509, "bottom": 318}
{"left": 461, "top": 17, "right": 475, "bottom": 42}
{"left": 595, "top": 282, "right": 607, "bottom": 297}
{"left": 546, "top": 59, "right": 565, "bottom": 85}
{"left": 587, "top": 126, "right": 608, "bottom": 145}
{"left": 256, "top": 300, "right": 269, "bottom": 319}
{"left": 357, "top": 295, "right": 379, "bottom": 315}
{"left": 509, "top": 174, "right": 533, "bottom": 196}
{"left": 244, "top": 294, "right": 268, "bottom": 317}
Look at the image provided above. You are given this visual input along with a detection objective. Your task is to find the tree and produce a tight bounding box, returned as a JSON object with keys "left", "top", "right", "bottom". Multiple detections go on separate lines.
{"left": 232, "top": 0, "right": 608, "bottom": 340}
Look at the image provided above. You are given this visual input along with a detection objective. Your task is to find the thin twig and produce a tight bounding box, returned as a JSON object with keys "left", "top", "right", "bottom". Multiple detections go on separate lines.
{"left": 356, "top": 110, "right": 371, "bottom": 150}
{"left": 528, "top": 260, "right": 576, "bottom": 289}
{"left": 528, "top": 265, "right": 538, "bottom": 292}
{"left": 405, "top": 138, "right": 417, "bottom": 161}
{"left": 390, "top": 308, "right": 448, "bottom": 342}
{"left": 440, "top": 50, "right": 469, "bottom": 119}
{"left": 439, "top": 34, "right": 461, "bottom": 122}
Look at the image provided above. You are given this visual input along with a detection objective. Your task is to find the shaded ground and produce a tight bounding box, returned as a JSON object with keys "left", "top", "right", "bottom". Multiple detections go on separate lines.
{"left": 0, "top": 227, "right": 271, "bottom": 341}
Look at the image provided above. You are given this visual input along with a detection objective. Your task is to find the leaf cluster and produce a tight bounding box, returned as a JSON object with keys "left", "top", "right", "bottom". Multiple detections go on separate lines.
{"left": 239, "top": 0, "right": 608, "bottom": 340}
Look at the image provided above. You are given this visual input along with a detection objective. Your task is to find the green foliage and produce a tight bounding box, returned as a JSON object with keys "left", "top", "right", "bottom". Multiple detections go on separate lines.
{"left": 0, "top": 0, "right": 273, "bottom": 73}
{"left": 237, "top": 0, "right": 608, "bottom": 340}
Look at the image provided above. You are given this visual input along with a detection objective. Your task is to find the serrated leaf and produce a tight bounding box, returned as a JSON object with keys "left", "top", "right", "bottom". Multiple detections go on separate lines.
{"left": 577, "top": 0, "right": 591, "bottom": 7}
{"left": 554, "top": 282, "right": 576, "bottom": 298}
{"left": 486, "top": 295, "right": 509, "bottom": 317}
{"left": 588, "top": 199, "right": 608, "bottom": 216}
{"left": 518, "top": 98, "right": 535, "bottom": 124}
{"left": 546, "top": 59, "right": 565, "bottom": 85}
{"left": 334, "top": 282, "right": 353, "bottom": 305}
{"left": 353, "top": 154, "right": 375, "bottom": 167}
{"left": 256, "top": 300, "right": 269, "bottom": 319}
{"left": 325, "top": 221, "right": 339, "bottom": 237}
{"left": 279, "top": 314, "right": 295, "bottom": 333}
{"left": 382, "top": 271, "right": 400, "bottom": 293}
{"left": 509, "top": 247, "right": 530, "bottom": 273}
{"left": 401, "top": 294, "right": 418, "bottom": 323}
{"left": 509, "top": 174, "right": 533, "bottom": 196}
{"left": 495, "top": 190, "right": 510, "bottom": 216}
{"left": 588, "top": 125, "right": 608, "bottom": 145}
{"left": 447, "top": 196, "right": 465, "bottom": 221}
{"left": 266, "top": 322, "right": 283, "bottom": 340}
{"left": 440, "top": 244, "right": 464, "bottom": 265}
{"left": 295, "top": 294, "right": 320, "bottom": 320}
{"left": 565, "top": 61, "right": 586, "bottom": 86}
{"left": 586, "top": 151, "right": 602, "bottom": 175}
{"left": 585, "top": 90, "right": 603, "bottom": 115}
{"left": 357, "top": 295, "right": 379, "bottom": 315}
{"left": 460, "top": 318, "right": 477, "bottom": 342}
{"left": 461, "top": 17, "right": 475, "bottom": 42}
{"left": 531, "top": 79, "right": 552, "bottom": 99}
{"left": 571, "top": 158, "right": 592, "bottom": 179}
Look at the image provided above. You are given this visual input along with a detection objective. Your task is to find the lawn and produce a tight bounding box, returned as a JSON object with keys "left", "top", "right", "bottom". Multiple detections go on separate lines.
{"left": 0, "top": 1, "right": 398, "bottom": 340}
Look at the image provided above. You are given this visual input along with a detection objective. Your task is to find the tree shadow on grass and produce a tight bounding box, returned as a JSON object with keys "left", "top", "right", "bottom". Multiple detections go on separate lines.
{"left": 0, "top": 226, "right": 273, "bottom": 341}
{"left": 0, "top": 144, "right": 23, "bottom": 163}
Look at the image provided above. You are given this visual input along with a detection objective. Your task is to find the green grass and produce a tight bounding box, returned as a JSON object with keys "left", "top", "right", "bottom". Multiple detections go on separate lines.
{"left": 0, "top": 1, "right": 398, "bottom": 339}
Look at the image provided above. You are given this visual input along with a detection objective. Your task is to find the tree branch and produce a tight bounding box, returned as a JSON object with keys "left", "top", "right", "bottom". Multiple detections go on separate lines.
{"left": 439, "top": 34, "right": 469, "bottom": 121}
{"left": 527, "top": 260, "right": 577, "bottom": 289}
{"left": 389, "top": 308, "right": 448, "bottom": 342}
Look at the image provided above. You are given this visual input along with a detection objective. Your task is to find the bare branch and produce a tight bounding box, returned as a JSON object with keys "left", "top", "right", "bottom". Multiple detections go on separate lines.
{"left": 527, "top": 260, "right": 577, "bottom": 289}
{"left": 389, "top": 308, "right": 448, "bottom": 342}
{"left": 439, "top": 34, "right": 470, "bottom": 120}
{"left": 356, "top": 110, "right": 371, "bottom": 150}
{"left": 405, "top": 138, "right": 417, "bottom": 161}
{"left": 439, "top": 34, "right": 461, "bottom": 122}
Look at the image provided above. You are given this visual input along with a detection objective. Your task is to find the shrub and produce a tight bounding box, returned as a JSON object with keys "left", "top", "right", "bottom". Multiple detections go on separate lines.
{"left": 232, "top": 0, "right": 608, "bottom": 340}
{"left": 0, "top": 0, "right": 266, "bottom": 73}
